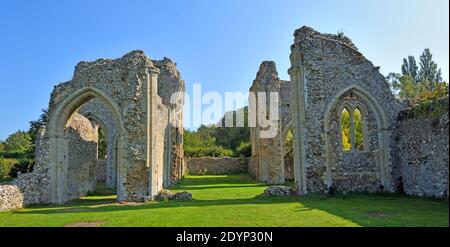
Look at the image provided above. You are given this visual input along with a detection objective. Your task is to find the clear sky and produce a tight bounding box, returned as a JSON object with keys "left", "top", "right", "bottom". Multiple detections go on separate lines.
{"left": 0, "top": 0, "right": 448, "bottom": 140}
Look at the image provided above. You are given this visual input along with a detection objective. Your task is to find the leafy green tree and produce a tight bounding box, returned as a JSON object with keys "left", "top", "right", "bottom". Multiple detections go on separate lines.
{"left": 0, "top": 158, "right": 17, "bottom": 181}
{"left": 284, "top": 129, "right": 293, "bottom": 160}
{"left": 388, "top": 48, "right": 446, "bottom": 101}
{"left": 354, "top": 108, "right": 364, "bottom": 151}
{"left": 419, "top": 48, "right": 443, "bottom": 91}
{"left": 386, "top": 72, "right": 401, "bottom": 95}
{"left": 98, "top": 127, "right": 107, "bottom": 159}
{"left": 340, "top": 109, "right": 351, "bottom": 151}
{"left": 28, "top": 108, "right": 49, "bottom": 144}
{"left": 235, "top": 141, "right": 251, "bottom": 157}
{"left": 183, "top": 107, "right": 250, "bottom": 158}
{"left": 398, "top": 75, "right": 419, "bottom": 100}
{"left": 0, "top": 141, "right": 4, "bottom": 154}
{"left": 3, "top": 131, "right": 32, "bottom": 157}
{"left": 215, "top": 107, "right": 250, "bottom": 151}
{"left": 401, "top": 56, "right": 419, "bottom": 84}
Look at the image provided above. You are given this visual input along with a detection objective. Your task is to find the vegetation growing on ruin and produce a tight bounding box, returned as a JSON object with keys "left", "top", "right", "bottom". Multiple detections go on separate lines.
{"left": 0, "top": 174, "right": 447, "bottom": 227}
{"left": 398, "top": 85, "right": 449, "bottom": 120}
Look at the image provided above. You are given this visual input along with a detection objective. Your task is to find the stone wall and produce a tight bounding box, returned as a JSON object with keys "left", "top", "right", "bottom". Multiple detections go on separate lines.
{"left": 96, "top": 159, "right": 107, "bottom": 182}
{"left": 0, "top": 185, "right": 23, "bottom": 212}
{"left": 2, "top": 50, "right": 185, "bottom": 208}
{"left": 289, "top": 26, "right": 404, "bottom": 194}
{"left": 11, "top": 127, "right": 50, "bottom": 205}
{"left": 249, "top": 62, "right": 286, "bottom": 184}
{"left": 65, "top": 113, "right": 98, "bottom": 201}
{"left": 187, "top": 157, "right": 248, "bottom": 175}
{"left": 392, "top": 106, "right": 449, "bottom": 198}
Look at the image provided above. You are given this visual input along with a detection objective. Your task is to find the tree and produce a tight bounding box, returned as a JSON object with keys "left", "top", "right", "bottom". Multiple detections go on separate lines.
{"left": 386, "top": 72, "right": 401, "bottom": 95}
{"left": 388, "top": 48, "right": 446, "bottom": 101}
{"left": 215, "top": 107, "right": 250, "bottom": 150}
{"left": 183, "top": 106, "right": 251, "bottom": 158}
{"left": 419, "top": 48, "right": 443, "bottom": 91}
{"left": 284, "top": 129, "right": 294, "bottom": 160}
{"left": 398, "top": 75, "right": 419, "bottom": 100}
{"left": 401, "top": 56, "right": 419, "bottom": 84}
{"left": 98, "top": 127, "right": 107, "bottom": 159}
{"left": 3, "top": 131, "right": 32, "bottom": 157}
{"left": 340, "top": 109, "right": 351, "bottom": 151}
{"left": 28, "top": 108, "right": 49, "bottom": 144}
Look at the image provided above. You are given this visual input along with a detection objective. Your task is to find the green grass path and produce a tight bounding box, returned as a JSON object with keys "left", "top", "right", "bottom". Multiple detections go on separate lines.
{"left": 0, "top": 174, "right": 448, "bottom": 226}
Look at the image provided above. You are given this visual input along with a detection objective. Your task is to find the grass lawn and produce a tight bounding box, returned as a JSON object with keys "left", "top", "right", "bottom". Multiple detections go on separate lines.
{"left": 0, "top": 174, "right": 448, "bottom": 227}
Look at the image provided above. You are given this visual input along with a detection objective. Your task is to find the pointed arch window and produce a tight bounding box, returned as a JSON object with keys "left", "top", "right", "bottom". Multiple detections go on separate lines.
{"left": 340, "top": 105, "right": 365, "bottom": 152}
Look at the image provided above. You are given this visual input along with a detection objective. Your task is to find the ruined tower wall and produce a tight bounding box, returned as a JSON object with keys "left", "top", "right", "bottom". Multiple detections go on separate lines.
{"left": 249, "top": 62, "right": 285, "bottom": 184}
{"left": 153, "top": 58, "right": 186, "bottom": 186}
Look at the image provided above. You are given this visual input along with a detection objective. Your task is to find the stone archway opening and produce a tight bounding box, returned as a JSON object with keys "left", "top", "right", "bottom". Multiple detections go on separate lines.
{"left": 58, "top": 98, "right": 120, "bottom": 201}
{"left": 47, "top": 88, "right": 126, "bottom": 204}
{"left": 79, "top": 98, "right": 120, "bottom": 194}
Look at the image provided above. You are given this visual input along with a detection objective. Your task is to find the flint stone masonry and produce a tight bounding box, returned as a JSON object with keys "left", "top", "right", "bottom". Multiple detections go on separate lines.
{"left": 392, "top": 108, "right": 449, "bottom": 198}
{"left": 0, "top": 51, "right": 185, "bottom": 207}
{"left": 262, "top": 186, "right": 292, "bottom": 197}
{"left": 96, "top": 160, "right": 107, "bottom": 182}
{"left": 187, "top": 157, "right": 248, "bottom": 175}
{"left": 65, "top": 112, "right": 99, "bottom": 201}
{"left": 0, "top": 185, "right": 23, "bottom": 212}
{"left": 154, "top": 190, "right": 193, "bottom": 201}
{"left": 288, "top": 26, "right": 404, "bottom": 194}
{"left": 1, "top": 26, "right": 448, "bottom": 212}
{"left": 249, "top": 62, "right": 286, "bottom": 184}
{"left": 250, "top": 26, "right": 446, "bottom": 198}
{"left": 173, "top": 191, "right": 193, "bottom": 201}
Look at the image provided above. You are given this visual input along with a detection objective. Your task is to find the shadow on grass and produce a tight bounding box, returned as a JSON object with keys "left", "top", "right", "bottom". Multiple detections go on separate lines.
{"left": 14, "top": 175, "right": 449, "bottom": 226}
{"left": 173, "top": 174, "right": 259, "bottom": 185}
{"left": 16, "top": 196, "right": 300, "bottom": 215}
{"left": 172, "top": 184, "right": 267, "bottom": 190}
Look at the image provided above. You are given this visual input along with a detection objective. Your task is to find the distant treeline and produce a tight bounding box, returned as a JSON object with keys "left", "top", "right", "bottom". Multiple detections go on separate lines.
{"left": 184, "top": 107, "right": 251, "bottom": 158}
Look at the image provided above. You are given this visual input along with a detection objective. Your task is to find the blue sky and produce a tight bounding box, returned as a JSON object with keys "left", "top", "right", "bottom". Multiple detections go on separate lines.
{"left": 0, "top": 0, "right": 448, "bottom": 140}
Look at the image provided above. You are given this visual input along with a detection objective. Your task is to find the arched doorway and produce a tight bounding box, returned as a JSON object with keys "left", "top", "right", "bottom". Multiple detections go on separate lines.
{"left": 46, "top": 87, "right": 126, "bottom": 204}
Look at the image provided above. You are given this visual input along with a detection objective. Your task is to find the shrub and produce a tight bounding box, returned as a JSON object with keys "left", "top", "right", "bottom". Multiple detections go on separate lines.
{"left": 235, "top": 141, "right": 251, "bottom": 157}
{"left": 0, "top": 158, "right": 18, "bottom": 181}
{"left": 8, "top": 159, "right": 34, "bottom": 178}
{"left": 184, "top": 145, "right": 233, "bottom": 158}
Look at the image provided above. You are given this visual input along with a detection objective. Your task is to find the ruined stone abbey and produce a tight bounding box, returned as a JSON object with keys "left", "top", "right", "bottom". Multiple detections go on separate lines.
{"left": 1, "top": 26, "right": 448, "bottom": 211}
{"left": 249, "top": 27, "right": 448, "bottom": 197}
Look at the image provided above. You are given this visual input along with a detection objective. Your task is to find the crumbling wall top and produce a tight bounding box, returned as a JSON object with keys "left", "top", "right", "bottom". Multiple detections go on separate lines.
{"left": 293, "top": 26, "right": 359, "bottom": 52}
{"left": 153, "top": 57, "right": 185, "bottom": 106}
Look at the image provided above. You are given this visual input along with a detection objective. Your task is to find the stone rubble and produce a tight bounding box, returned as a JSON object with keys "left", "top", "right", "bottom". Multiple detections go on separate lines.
{"left": 0, "top": 185, "right": 23, "bottom": 212}
{"left": 154, "top": 190, "right": 193, "bottom": 201}
{"left": 262, "top": 186, "right": 292, "bottom": 197}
